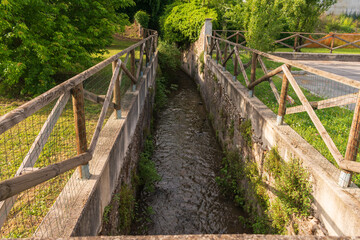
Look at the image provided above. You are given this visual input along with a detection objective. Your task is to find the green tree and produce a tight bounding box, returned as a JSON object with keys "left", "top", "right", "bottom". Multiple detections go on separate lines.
{"left": 243, "top": 0, "right": 283, "bottom": 51}
{"left": 162, "top": 2, "right": 217, "bottom": 46}
{"left": 280, "top": 0, "right": 336, "bottom": 32}
{"left": 0, "top": 0, "right": 134, "bottom": 97}
{"left": 134, "top": 10, "right": 150, "bottom": 28}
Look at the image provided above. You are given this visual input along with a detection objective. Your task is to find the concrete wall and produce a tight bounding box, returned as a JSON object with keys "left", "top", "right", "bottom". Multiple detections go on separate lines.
{"left": 182, "top": 21, "right": 360, "bottom": 236}
{"left": 34, "top": 52, "right": 158, "bottom": 237}
{"left": 327, "top": 0, "right": 360, "bottom": 15}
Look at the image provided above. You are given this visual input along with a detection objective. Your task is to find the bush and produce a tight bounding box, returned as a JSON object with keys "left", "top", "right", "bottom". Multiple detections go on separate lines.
{"left": 134, "top": 10, "right": 150, "bottom": 28}
{"left": 158, "top": 40, "right": 181, "bottom": 72}
{"left": 162, "top": 2, "right": 217, "bottom": 47}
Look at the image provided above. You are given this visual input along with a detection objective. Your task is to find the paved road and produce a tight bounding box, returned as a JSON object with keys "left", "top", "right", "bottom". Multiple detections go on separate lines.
{"left": 292, "top": 61, "right": 360, "bottom": 110}
{"left": 298, "top": 61, "right": 360, "bottom": 81}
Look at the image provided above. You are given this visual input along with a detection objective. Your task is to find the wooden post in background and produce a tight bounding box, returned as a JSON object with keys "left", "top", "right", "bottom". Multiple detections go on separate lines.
{"left": 294, "top": 34, "right": 298, "bottom": 52}
{"left": 224, "top": 42, "right": 228, "bottom": 71}
{"left": 277, "top": 65, "right": 291, "bottom": 125}
{"left": 339, "top": 91, "right": 360, "bottom": 187}
{"left": 234, "top": 33, "right": 239, "bottom": 77}
{"left": 249, "top": 52, "right": 258, "bottom": 97}
{"left": 72, "top": 83, "right": 90, "bottom": 179}
{"left": 131, "top": 49, "right": 136, "bottom": 92}
{"left": 112, "top": 60, "right": 121, "bottom": 119}
{"left": 330, "top": 34, "right": 335, "bottom": 54}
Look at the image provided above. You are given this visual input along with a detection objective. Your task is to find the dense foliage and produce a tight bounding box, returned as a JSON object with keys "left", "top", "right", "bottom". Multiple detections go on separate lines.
{"left": 243, "top": 0, "right": 283, "bottom": 51}
{"left": 162, "top": 2, "right": 217, "bottom": 46}
{"left": 134, "top": 10, "right": 149, "bottom": 28}
{"left": 0, "top": 0, "right": 134, "bottom": 97}
{"left": 281, "top": 0, "right": 336, "bottom": 32}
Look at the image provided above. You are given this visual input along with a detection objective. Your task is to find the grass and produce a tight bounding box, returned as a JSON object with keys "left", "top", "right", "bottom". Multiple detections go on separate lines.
{"left": 0, "top": 37, "right": 142, "bottom": 238}
{"left": 218, "top": 53, "right": 360, "bottom": 186}
{"left": 275, "top": 47, "right": 360, "bottom": 54}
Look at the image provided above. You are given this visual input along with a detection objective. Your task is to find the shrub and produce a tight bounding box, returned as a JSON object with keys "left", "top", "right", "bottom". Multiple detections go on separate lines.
{"left": 134, "top": 10, "right": 150, "bottom": 28}
{"left": 162, "top": 2, "right": 217, "bottom": 47}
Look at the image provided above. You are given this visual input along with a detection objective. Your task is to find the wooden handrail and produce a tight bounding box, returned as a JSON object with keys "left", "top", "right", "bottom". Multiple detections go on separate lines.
{"left": 209, "top": 36, "right": 360, "bottom": 89}
{"left": 0, "top": 152, "right": 92, "bottom": 202}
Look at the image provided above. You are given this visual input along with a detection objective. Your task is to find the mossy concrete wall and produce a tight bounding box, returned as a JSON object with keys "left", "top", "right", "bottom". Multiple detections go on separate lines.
{"left": 34, "top": 53, "right": 158, "bottom": 237}
{"left": 181, "top": 22, "right": 360, "bottom": 236}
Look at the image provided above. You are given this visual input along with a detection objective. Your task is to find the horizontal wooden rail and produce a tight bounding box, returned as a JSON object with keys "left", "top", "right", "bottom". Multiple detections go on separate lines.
{"left": 209, "top": 36, "right": 360, "bottom": 89}
{"left": 83, "top": 89, "right": 120, "bottom": 110}
{"left": 286, "top": 93, "right": 358, "bottom": 115}
{"left": 0, "top": 152, "right": 92, "bottom": 202}
{"left": 247, "top": 65, "right": 284, "bottom": 89}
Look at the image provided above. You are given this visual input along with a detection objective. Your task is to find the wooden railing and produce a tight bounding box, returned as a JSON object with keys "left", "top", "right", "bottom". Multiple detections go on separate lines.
{"left": 207, "top": 35, "right": 360, "bottom": 187}
{"left": 0, "top": 30, "right": 158, "bottom": 228}
{"left": 213, "top": 30, "right": 360, "bottom": 53}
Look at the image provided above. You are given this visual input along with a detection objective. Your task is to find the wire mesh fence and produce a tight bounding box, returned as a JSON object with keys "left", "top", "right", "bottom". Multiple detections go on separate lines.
{"left": 207, "top": 34, "right": 360, "bottom": 187}
{"left": 0, "top": 31, "right": 158, "bottom": 238}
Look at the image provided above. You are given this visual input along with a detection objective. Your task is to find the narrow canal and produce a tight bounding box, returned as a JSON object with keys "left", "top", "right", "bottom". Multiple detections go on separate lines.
{"left": 133, "top": 70, "right": 249, "bottom": 235}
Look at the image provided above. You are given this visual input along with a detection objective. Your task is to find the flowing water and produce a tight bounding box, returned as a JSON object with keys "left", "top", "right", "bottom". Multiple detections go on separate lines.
{"left": 132, "top": 70, "right": 250, "bottom": 235}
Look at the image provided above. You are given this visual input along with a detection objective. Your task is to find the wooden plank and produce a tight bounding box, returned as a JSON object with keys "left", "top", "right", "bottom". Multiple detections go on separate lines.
{"left": 0, "top": 152, "right": 92, "bottom": 202}
{"left": 209, "top": 36, "right": 360, "bottom": 89}
{"left": 278, "top": 65, "right": 290, "bottom": 123}
{"left": 276, "top": 40, "right": 294, "bottom": 49}
{"left": 222, "top": 48, "right": 235, "bottom": 67}
{"left": 247, "top": 65, "right": 284, "bottom": 89}
{"left": 286, "top": 93, "right": 358, "bottom": 115}
{"left": 226, "top": 32, "right": 240, "bottom": 40}
{"left": 344, "top": 91, "right": 360, "bottom": 171}
{"left": 274, "top": 33, "right": 299, "bottom": 43}
{"left": 0, "top": 35, "right": 155, "bottom": 135}
{"left": 71, "top": 83, "right": 88, "bottom": 179}
{"left": 257, "top": 56, "right": 280, "bottom": 103}
{"left": 297, "top": 34, "right": 332, "bottom": 50}
{"left": 283, "top": 65, "right": 344, "bottom": 165}
{"left": 0, "top": 92, "right": 70, "bottom": 228}
{"left": 120, "top": 62, "right": 137, "bottom": 84}
{"left": 83, "top": 89, "right": 119, "bottom": 109}
{"left": 234, "top": 47, "right": 250, "bottom": 86}
{"left": 89, "top": 60, "right": 121, "bottom": 152}
{"left": 216, "top": 40, "right": 223, "bottom": 64}
{"left": 333, "top": 36, "right": 360, "bottom": 49}
{"left": 136, "top": 43, "right": 146, "bottom": 79}
{"left": 339, "top": 160, "right": 360, "bottom": 173}
{"left": 250, "top": 52, "right": 258, "bottom": 91}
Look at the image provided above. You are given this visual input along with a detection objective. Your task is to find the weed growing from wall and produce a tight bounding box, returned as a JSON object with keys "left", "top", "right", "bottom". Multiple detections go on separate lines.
{"left": 216, "top": 147, "right": 313, "bottom": 235}
{"left": 138, "top": 135, "right": 161, "bottom": 193}
{"left": 116, "top": 184, "right": 136, "bottom": 234}
{"left": 239, "top": 119, "right": 252, "bottom": 147}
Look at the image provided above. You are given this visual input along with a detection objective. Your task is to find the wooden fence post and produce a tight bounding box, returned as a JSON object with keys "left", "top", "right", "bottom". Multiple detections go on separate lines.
{"left": 224, "top": 42, "right": 228, "bottom": 71}
{"left": 249, "top": 52, "right": 258, "bottom": 97}
{"left": 330, "top": 34, "right": 335, "bottom": 54}
{"left": 294, "top": 34, "right": 298, "bottom": 52}
{"left": 339, "top": 91, "right": 360, "bottom": 187}
{"left": 131, "top": 49, "right": 136, "bottom": 92}
{"left": 234, "top": 33, "right": 239, "bottom": 77}
{"left": 277, "top": 65, "right": 291, "bottom": 125}
{"left": 71, "top": 83, "right": 90, "bottom": 179}
{"left": 112, "top": 60, "right": 121, "bottom": 119}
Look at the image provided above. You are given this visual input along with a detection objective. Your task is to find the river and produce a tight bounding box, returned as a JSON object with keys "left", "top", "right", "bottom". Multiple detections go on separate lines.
{"left": 132, "top": 70, "right": 250, "bottom": 235}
